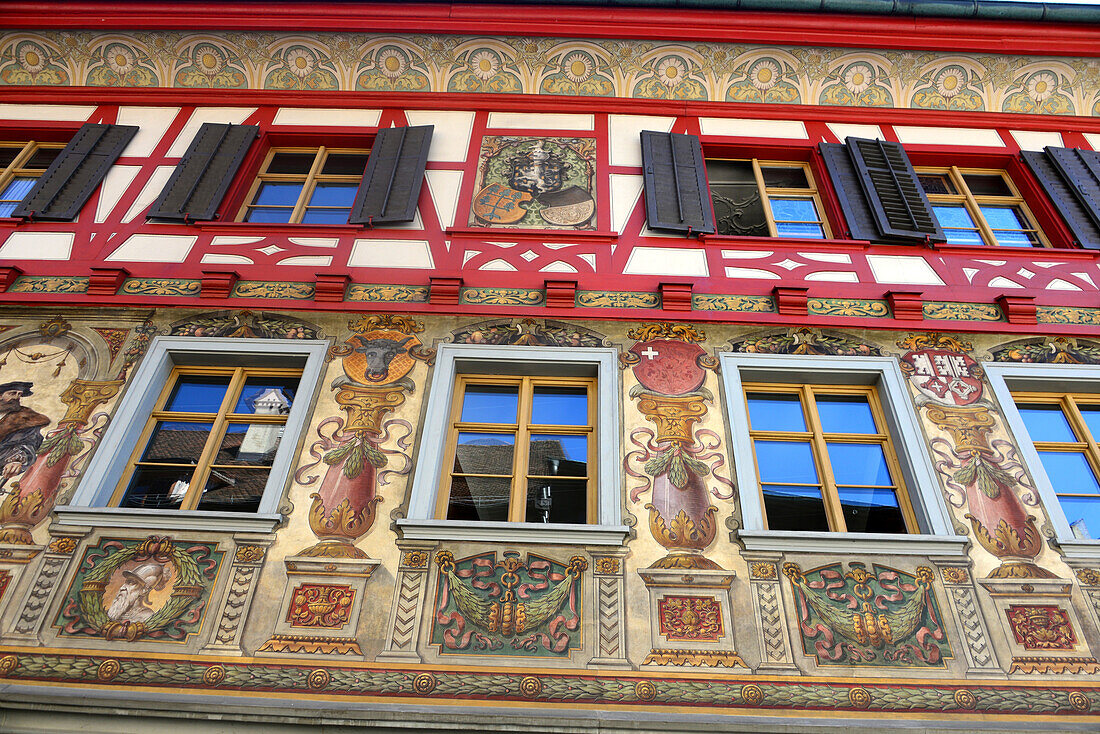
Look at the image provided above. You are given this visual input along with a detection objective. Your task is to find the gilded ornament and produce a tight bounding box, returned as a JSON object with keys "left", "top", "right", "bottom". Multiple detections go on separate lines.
{"left": 9, "top": 277, "right": 88, "bottom": 294}
{"left": 47, "top": 537, "right": 78, "bottom": 555}
{"left": 1038, "top": 306, "right": 1100, "bottom": 326}
{"left": 692, "top": 294, "right": 775, "bottom": 313}
{"left": 402, "top": 550, "right": 429, "bottom": 568}
{"left": 96, "top": 659, "right": 121, "bottom": 681}
{"left": 1068, "top": 691, "right": 1091, "bottom": 711}
{"left": 750, "top": 562, "right": 777, "bottom": 580}
{"left": 307, "top": 668, "right": 331, "bottom": 690}
{"left": 202, "top": 665, "right": 226, "bottom": 686}
{"left": 576, "top": 291, "right": 660, "bottom": 309}
{"left": 234, "top": 545, "right": 265, "bottom": 563}
{"left": 412, "top": 673, "right": 437, "bottom": 695}
{"left": 461, "top": 287, "right": 544, "bottom": 306}
{"left": 740, "top": 683, "right": 764, "bottom": 706}
{"left": 38, "top": 317, "right": 71, "bottom": 339}
{"left": 923, "top": 302, "right": 1002, "bottom": 322}
{"left": 808, "top": 298, "right": 889, "bottom": 317}
{"left": 0, "top": 655, "right": 17, "bottom": 676}
{"left": 848, "top": 687, "right": 872, "bottom": 709}
{"left": 939, "top": 567, "right": 969, "bottom": 585}
{"left": 1075, "top": 568, "right": 1100, "bottom": 586}
{"left": 627, "top": 322, "right": 706, "bottom": 344}
{"left": 257, "top": 634, "right": 362, "bottom": 655}
{"left": 593, "top": 557, "right": 621, "bottom": 575}
{"left": 232, "top": 281, "right": 314, "bottom": 299}
{"left": 953, "top": 689, "right": 977, "bottom": 710}
{"left": 519, "top": 676, "right": 542, "bottom": 698}
{"left": 120, "top": 278, "right": 201, "bottom": 296}
{"left": 633, "top": 392, "right": 709, "bottom": 445}
{"left": 642, "top": 649, "right": 747, "bottom": 667}
{"left": 346, "top": 284, "right": 429, "bottom": 303}
{"left": 634, "top": 680, "right": 657, "bottom": 701}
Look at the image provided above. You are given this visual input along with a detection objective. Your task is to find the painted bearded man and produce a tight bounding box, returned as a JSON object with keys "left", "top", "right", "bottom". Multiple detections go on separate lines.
{"left": 106, "top": 561, "right": 173, "bottom": 623}
{"left": 0, "top": 381, "right": 49, "bottom": 482}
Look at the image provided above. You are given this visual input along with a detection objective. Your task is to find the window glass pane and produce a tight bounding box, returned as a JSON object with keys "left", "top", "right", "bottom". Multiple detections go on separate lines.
{"left": 164, "top": 376, "right": 231, "bottom": 413}
{"left": 709, "top": 160, "right": 767, "bottom": 237}
{"left": 707, "top": 159, "right": 755, "bottom": 185}
{"left": 446, "top": 475, "right": 510, "bottom": 522}
{"left": 1038, "top": 451, "right": 1100, "bottom": 493}
{"left": 918, "top": 173, "right": 956, "bottom": 195}
{"left": 991, "top": 230, "right": 1037, "bottom": 247}
{"left": 196, "top": 467, "right": 267, "bottom": 513}
{"left": 25, "top": 147, "right": 60, "bottom": 169}
{"left": 761, "top": 166, "right": 808, "bottom": 188}
{"left": 140, "top": 421, "right": 213, "bottom": 463}
{"left": 244, "top": 207, "right": 293, "bottom": 223}
{"left": 217, "top": 422, "right": 281, "bottom": 466}
{"left": 460, "top": 384, "right": 518, "bottom": 423}
{"left": 0, "top": 177, "right": 35, "bottom": 202}
{"left": 118, "top": 466, "right": 194, "bottom": 510}
{"left": 774, "top": 220, "right": 825, "bottom": 239}
{"left": 0, "top": 147, "right": 19, "bottom": 168}
{"left": 828, "top": 443, "right": 892, "bottom": 486}
{"left": 453, "top": 432, "right": 515, "bottom": 476}
{"left": 528, "top": 434, "right": 587, "bottom": 476}
{"left": 308, "top": 183, "right": 359, "bottom": 208}
{"left": 252, "top": 182, "right": 303, "bottom": 207}
{"left": 1017, "top": 404, "right": 1077, "bottom": 443}
{"left": 531, "top": 385, "right": 588, "bottom": 425}
{"left": 980, "top": 205, "right": 1027, "bottom": 230}
{"left": 322, "top": 153, "right": 370, "bottom": 175}
{"left": 816, "top": 395, "right": 876, "bottom": 434}
{"left": 762, "top": 485, "right": 829, "bottom": 531}
{"left": 1060, "top": 496, "right": 1100, "bottom": 540}
{"left": 525, "top": 478, "right": 586, "bottom": 524}
{"left": 769, "top": 198, "right": 818, "bottom": 222}
{"left": 963, "top": 173, "right": 1012, "bottom": 196}
{"left": 234, "top": 377, "right": 297, "bottom": 414}
{"left": 754, "top": 440, "right": 818, "bottom": 484}
{"left": 838, "top": 486, "right": 906, "bottom": 534}
{"left": 1078, "top": 406, "right": 1100, "bottom": 442}
{"left": 746, "top": 392, "right": 806, "bottom": 432}
{"left": 266, "top": 152, "right": 316, "bottom": 174}
{"left": 932, "top": 204, "right": 978, "bottom": 230}
{"left": 301, "top": 208, "right": 351, "bottom": 224}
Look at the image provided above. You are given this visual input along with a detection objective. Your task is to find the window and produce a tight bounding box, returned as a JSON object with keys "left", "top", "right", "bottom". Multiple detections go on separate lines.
{"left": 238, "top": 147, "right": 371, "bottom": 224}
{"left": 0, "top": 142, "right": 63, "bottom": 216}
{"left": 57, "top": 337, "right": 327, "bottom": 533}
{"left": 917, "top": 167, "right": 1046, "bottom": 247}
{"left": 401, "top": 343, "right": 626, "bottom": 544}
{"left": 1010, "top": 392, "right": 1100, "bottom": 539}
{"left": 721, "top": 353, "right": 958, "bottom": 553}
{"left": 112, "top": 366, "right": 301, "bottom": 513}
{"left": 707, "top": 159, "right": 829, "bottom": 239}
{"left": 440, "top": 375, "right": 594, "bottom": 524}
{"left": 743, "top": 383, "right": 916, "bottom": 533}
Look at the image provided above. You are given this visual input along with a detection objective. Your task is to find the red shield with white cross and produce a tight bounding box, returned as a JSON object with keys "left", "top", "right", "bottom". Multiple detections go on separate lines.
{"left": 900, "top": 348, "right": 984, "bottom": 406}
{"left": 630, "top": 340, "right": 706, "bottom": 396}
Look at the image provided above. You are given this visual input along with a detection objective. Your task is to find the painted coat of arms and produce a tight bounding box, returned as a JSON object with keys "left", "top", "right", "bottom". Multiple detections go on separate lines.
{"left": 432, "top": 550, "right": 587, "bottom": 656}
{"left": 469, "top": 136, "right": 597, "bottom": 229}
{"left": 56, "top": 535, "right": 223, "bottom": 642}
{"left": 783, "top": 561, "right": 950, "bottom": 667}
{"left": 899, "top": 345, "right": 983, "bottom": 406}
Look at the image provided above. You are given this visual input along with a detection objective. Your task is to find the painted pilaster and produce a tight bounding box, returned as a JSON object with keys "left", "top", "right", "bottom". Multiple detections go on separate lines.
{"left": 744, "top": 552, "right": 799, "bottom": 674}
{"left": 374, "top": 539, "right": 436, "bottom": 664}
{"left": 586, "top": 545, "right": 630, "bottom": 670}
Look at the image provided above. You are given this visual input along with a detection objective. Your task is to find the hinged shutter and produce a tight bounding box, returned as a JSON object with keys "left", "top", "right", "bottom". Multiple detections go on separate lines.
{"left": 12, "top": 123, "right": 137, "bottom": 221}
{"left": 640, "top": 130, "right": 715, "bottom": 236}
{"left": 147, "top": 123, "right": 258, "bottom": 221}
{"left": 845, "top": 136, "right": 944, "bottom": 243}
{"left": 349, "top": 125, "right": 433, "bottom": 225}
{"left": 818, "top": 142, "right": 880, "bottom": 242}
{"left": 1023, "top": 147, "right": 1100, "bottom": 250}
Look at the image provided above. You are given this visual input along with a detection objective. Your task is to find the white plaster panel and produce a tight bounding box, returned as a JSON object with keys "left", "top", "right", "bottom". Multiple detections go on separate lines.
{"left": 278, "top": 255, "right": 333, "bottom": 267}
{"left": 117, "top": 107, "right": 180, "bottom": 157}
{"left": 0, "top": 232, "right": 73, "bottom": 260}
{"left": 826, "top": 123, "right": 884, "bottom": 141}
{"left": 0, "top": 105, "right": 94, "bottom": 121}
{"left": 540, "top": 261, "right": 578, "bottom": 273}
{"left": 1048, "top": 278, "right": 1081, "bottom": 291}
{"left": 167, "top": 108, "right": 257, "bottom": 157}
{"left": 211, "top": 236, "right": 264, "bottom": 246}
{"left": 610, "top": 174, "right": 644, "bottom": 234}
{"left": 988, "top": 276, "right": 1023, "bottom": 289}
{"left": 405, "top": 111, "right": 475, "bottom": 163}
{"left": 805, "top": 271, "right": 860, "bottom": 282}
{"left": 286, "top": 237, "right": 338, "bottom": 249}
{"left": 348, "top": 239, "right": 434, "bottom": 269}
{"left": 724, "top": 267, "right": 780, "bottom": 279}
{"left": 1085, "top": 133, "right": 1100, "bottom": 151}
{"left": 480, "top": 258, "right": 517, "bottom": 271}
{"left": 609, "top": 115, "right": 675, "bottom": 167}
{"left": 487, "top": 113, "right": 594, "bottom": 131}
{"left": 200, "top": 254, "right": 253, "bottom": 265}
{"left": 721, "top": 250, "right": 771, "bottom": 259}
{"left": 272, "top": 108, "right": 381, "bottom": 127}
{"left": 123, "top": 165, "right": 175, "bottom": 223}
{"left": 800, "top": 252, "right": 852, "bottom": 263}
{"left": 623, "top": 247, "right": 708, "bottom": 277}
{"left": 866, "top": 255, "right": 945, "bottom": 285}
{"left": 699, "top": 118, "right": 807, "bottom": 140}
{"left": 95, "top": 165, "right": 140, "bottom": 223}
{"left": 106, "top": 234, "right": 196, "bottom": 263}
{"left": 1010, "top": 130, "right": 1063, "bottom": 151}
{"left": 894, "top": 126, "right": 1004, "bottom": 147}
{"left": 425, "top": 170, "right": 463, "bottom": 228}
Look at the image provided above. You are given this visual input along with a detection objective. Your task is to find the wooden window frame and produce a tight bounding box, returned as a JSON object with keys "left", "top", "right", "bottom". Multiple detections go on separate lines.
{"left": 742, "top": 382, "right": 918, "bottom": 533}
{"left": 436, "top": 374, "right": 597, "bottom": 524}
{"left": 1010, "top": 391, "right": 1100, "bottom": 512}
{"left": 916, "top": 166, "right": 1048, "bottom": 247}
{"left": 0, "top": 140, "right": 64, "bottom": 209}
{"left": 236, "top": 145, "right": 370, "bottom": 224}
{"left": 707, "top": 158, "right": 831, "bottom": 239}
{"left": 110, "top": 365, "right": 301, "bottom": 512}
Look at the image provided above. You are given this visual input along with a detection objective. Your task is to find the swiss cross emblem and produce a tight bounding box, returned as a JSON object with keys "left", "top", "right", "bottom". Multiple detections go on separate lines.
{"left": 630, "top": 339, "right": 706, "bottom": 396}
{"left": 901, "top": 348, "right": 983, "bottom": 406}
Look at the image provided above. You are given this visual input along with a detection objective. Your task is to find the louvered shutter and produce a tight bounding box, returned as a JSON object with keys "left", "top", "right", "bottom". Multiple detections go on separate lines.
{"left": 12, "top": 123, "right": 137, "bottom": 221}
{"left": 349, "top": 125, "right": 433, "bottom": 226}
{"left": 1022, "top": 147, "right": 1100, "bottom": 250}
{"left": 147, "top": 123, "right": 258, "bottom": 221}
{"left": 844, "top": 137, "right": 944, "bottom": 243}
{"left": 818, "top": 142, "right": 880, "bottom": 241}
{"left": 640, "top": 130, "right": 715, "bottom": 236}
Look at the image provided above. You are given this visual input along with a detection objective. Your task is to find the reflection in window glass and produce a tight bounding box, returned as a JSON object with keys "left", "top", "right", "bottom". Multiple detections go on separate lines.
{"left": 919, "top": 167, "right": 1044, "bottom": 247}
{"left": 241, "top": 147, "right": 369, "bottom": 225}
{"left": 707, "top": 159, "right": 828, "bottom": 239}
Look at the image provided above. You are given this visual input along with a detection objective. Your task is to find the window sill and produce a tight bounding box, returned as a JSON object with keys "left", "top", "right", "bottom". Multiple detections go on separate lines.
{"left": 397, "top": 518, "right": 629, "bottom": 546}
{"left": 53, "top": 506, "right": 282, "bottom": 534}
{"left": 737, "top": 529, "right": 968, "bottom": 557}
{"left": 1055, "top": 538, "right": 1100, "bottom": 561}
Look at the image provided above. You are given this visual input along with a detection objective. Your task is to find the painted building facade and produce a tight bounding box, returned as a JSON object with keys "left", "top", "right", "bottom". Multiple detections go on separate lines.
{"left": 1, "top": 1, "right": 1100, "bottom": 730}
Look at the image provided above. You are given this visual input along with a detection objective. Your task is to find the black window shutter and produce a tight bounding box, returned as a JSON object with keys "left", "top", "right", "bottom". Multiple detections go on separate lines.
{"left": 640, "top": 130, "right": 715, "bottom": 236}
{"left": 844, "top": 136, "right": 944, "bottom": 243}
{"left": 818, "top": 142, "right": 880, "bottom": 242}
{"left": 147, "top": 123, "right": 258, "bottom": 221}
{"left": 1023, "top": 147, "right": 1100, "bottom": 250}
{"left": 349, "top": 125, "right": 433, "bottom": 226}
{"left": 12, "top": 123, "right": 137, "bottom": 221}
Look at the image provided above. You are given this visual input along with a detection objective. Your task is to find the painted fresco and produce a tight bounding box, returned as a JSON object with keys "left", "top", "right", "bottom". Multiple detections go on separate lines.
{"left": 4, "top": 31, "right": 1100, "bottom": 115}
{"left": 469, "top": 136, "right": 597, "bottom": 230}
